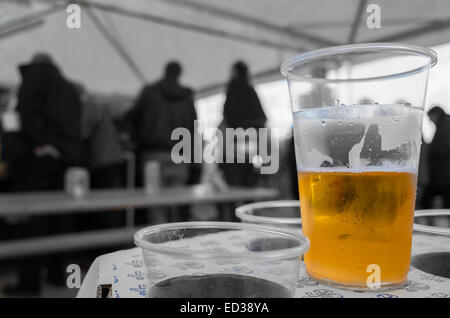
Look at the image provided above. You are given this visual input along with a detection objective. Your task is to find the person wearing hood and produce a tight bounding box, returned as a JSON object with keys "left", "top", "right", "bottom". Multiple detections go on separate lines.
{"left": 3, "top": 53, "right": 82, "bottom": 296}
{"left": 425, "top": 105, "right": 450, "bottom": 208}
{"left": 128, "top": 62, "right": 196, "bottom": 152}
{"left": 223, "top": 61, "right": 266, "bottom": 130}
{"left": 219, "top": 61, "right": 267, "bottom": 188}
{"left": 126, "top": 61, "right": 198, "bottom": 223}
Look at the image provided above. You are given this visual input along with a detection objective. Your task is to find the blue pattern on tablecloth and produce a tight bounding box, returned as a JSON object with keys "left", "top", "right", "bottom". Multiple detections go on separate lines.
{"left": 78, "top": 232, "right": 450, "bottom": 298}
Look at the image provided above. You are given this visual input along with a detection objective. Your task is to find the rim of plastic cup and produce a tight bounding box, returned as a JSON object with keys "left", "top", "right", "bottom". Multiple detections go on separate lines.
{"left": 280, "top": 43, "right": 437, "bottom": 83}
{"left": 134, "top": 221, "right": 309, "bottom": 261}
{"left": 414, "top": 209, "right": 450, "bottom": 236}
{"left": 236, "top": 200, "right": 301, "bottom": 226}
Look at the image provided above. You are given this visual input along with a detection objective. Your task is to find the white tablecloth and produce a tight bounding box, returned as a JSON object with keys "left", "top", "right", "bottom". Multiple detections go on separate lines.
{"left": 78, "top": 233, "right": 450, "bottom": 298}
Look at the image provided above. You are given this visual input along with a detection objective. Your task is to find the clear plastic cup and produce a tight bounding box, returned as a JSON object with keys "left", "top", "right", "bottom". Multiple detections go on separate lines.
{"left": 134, "top": 221, "right": 309, "bottom": 298}
{"left": 412, "top": 210, "right": 450, "bottom": 278}
{"left": 281, "top": 43, "right": 437, "bottom": 290}
{"left": 235, "top": 200, "right": 301, "bottom": 234}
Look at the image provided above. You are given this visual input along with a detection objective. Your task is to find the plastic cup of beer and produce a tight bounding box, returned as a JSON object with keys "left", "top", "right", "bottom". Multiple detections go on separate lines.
{"left": 134, "top": 221, "right": 309, "bottom": 298}
{"left": 281, "top": 43, "right": 437, "bottom": 290}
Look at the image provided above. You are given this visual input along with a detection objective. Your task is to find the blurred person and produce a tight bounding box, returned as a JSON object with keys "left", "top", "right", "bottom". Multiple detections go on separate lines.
{"left": 222, "top": 61, "right": 266, "bottom": 130}
{"left": 3, "top": 53, "right": 83, "bottom": 296}
{"left": 70, "top": 85, "right": 127, "bottom": 261}
{"left": 0, "top": 86, "right": 11, "bottom": 112}
{"left": 424, "top": 105, "right": 450, "bottom": 208}
{"left": 287, "top": 131, "right": 299, "bottom": 200}
{"left": 79, "top": 85, "right": 124, "bottom": 190}
{"left": 0, "top": 86, "right": 14, "bottom": 178}
{"left": 220, "top": 61, "right": 267, "bottom": 187}
{"left": 126, "top": 61, "right": 198, "bottom": 223}
{"left": 78, "top": 85, "right": 125, "bottom": 229}
{"left": 0, "top": 87, "right": 14, "bottom": 242}
{"left": 417, "top": 136, "right": 431, "bottom": 209}
{"left": 216, "top": 61, "right": 267, "bottom": 221}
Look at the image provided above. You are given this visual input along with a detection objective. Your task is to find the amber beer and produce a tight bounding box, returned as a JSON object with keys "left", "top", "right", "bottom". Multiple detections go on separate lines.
{"left": 298, "top": 169, "right": 417, "bottom": 287}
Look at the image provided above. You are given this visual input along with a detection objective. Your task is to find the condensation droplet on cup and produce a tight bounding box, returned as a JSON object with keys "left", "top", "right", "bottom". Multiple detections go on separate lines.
{"left": 321, "top": 120, "right": 326, "bottom": 126}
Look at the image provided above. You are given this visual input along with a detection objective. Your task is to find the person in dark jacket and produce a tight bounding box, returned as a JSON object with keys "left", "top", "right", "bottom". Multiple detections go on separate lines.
{"left": 4, "top": 53, "right": 83, "bottom": 296}
{"left": 128, "top": 62, "right": 197, "bottom": 153}
{"left": 223, "top": 61, "right": 266, "bottom": 130}
{"left": 126, "top": 61, "right": 198, "bottom": 223}
{"left": 424, "top": 105, "right": 450, "bottom": 207}
{"left": 16, "top": 54, "right": 83, "bottom": 166}
{"left": 220, "top": 61, "right": 267, "bottom": 188}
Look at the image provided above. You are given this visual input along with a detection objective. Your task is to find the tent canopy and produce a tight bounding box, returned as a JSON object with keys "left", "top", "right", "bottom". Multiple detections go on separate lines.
{"left": 0, "top": 0, "right": 449, "bottom": 97}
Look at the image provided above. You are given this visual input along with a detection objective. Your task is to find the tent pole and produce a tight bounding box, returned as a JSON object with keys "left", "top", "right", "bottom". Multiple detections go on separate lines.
{"left": 0, "top": 20, "right": 44, "bottom": 40}
{"left": 347, "top": 0, "right": 367, "bottom": 43}
{"left": 153, "top": 0, "right": 337, "bottom": 47}
{"left": 84, "top": 6, "right": 146, "bottom": 84}
{"left": 60, "top": 0, "right": 306, "bottom": 52}
{"left": 0, "top": 3, "right": 62, "bottom": 37}
{"left": 370, "top": 18, "right": 450, "bottom": 42}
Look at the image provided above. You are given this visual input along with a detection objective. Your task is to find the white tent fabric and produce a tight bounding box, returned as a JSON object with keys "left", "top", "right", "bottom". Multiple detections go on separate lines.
{"left": 1, "top": 0, "right": 450, "bottom": 96}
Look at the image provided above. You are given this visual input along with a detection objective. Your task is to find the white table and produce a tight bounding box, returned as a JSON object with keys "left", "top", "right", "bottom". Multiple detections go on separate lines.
{"left": 78, "top": 232, "right": 450, "bottom": 298}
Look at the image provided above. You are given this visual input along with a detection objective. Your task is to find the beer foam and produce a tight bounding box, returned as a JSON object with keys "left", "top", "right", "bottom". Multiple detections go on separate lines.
{"left": 293, "top": 103, "right": 422, "bottom": 120}
{"left": 299, "top": 166, "right": 418, "bottom": 174}
{"left": 293, "top": 103, "right": 422, "bottom": 172}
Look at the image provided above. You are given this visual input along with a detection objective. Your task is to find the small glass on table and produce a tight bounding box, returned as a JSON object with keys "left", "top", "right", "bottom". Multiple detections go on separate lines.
{"left": 134, "top": 221, "right": 309, "bottom": 298}
{"left": 236, "top": 200, "right": 301, "bottom": 235}
{"left": 412, "top": 210, "right": 450, "bottom": 279}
